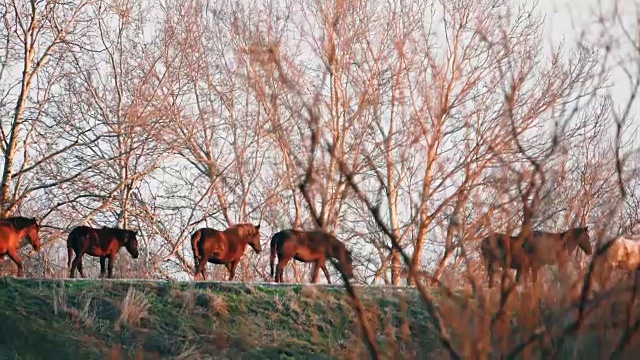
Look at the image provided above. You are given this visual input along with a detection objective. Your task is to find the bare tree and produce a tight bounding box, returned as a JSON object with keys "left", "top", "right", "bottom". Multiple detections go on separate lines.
{"left": 0, "top": 0, "right": 97, "bottom": 218}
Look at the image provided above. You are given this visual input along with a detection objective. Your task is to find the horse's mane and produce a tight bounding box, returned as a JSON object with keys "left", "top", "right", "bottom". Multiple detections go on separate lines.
{"left": 101, "top": 226, "right": 136, "bottom": 238}
{"left": 563, "top": 226, "right": 589, "bottom": 235}
{"left": 3, "top": 216, "right": 38, "bottom": 230}
{"left": 327, "top": 234, "right": 349, "bottom": 254}
{"left": 228, "top": 223, "right": 258, "bottom": 237}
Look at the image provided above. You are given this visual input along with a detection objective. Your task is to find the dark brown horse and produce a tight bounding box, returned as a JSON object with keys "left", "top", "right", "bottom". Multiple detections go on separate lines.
{"left": 191, "top": 223, "right": 261, "bottom": 281}
{"left": 67, "top": 225, "right": 139, "bottom": 278}
{"left": 269, "top": 229, "right": 354, "bottom": 284}
{"left": 480, "top": 233, "right": 533, "bottom": 288}
{"left": 523, "top": 227, "right": 593, "bottom": 283}
{"left": 0, "top": 217, "right": 41, "bottom": 277}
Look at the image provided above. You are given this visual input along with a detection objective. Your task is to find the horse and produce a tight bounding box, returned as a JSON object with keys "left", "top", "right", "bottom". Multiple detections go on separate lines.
{"left": 480, "top": 233, "right": 534, "bottom": 289}
{"left": 269, "top": 229, "right": 354, "bottom": 284}
{"left": 191, "top": 223, "right": 262, "bottom": 281}
{"left": 592, "top": 235, "right": 640, "bottom": 289}
{"left": 521, "top": 226, "right": 593, "bottom": 284}
{"left": 0, "top": 217, "right": 41, "bottom": 277}
{"left": 67, "top": 225, "right": 139, "bottom": 278}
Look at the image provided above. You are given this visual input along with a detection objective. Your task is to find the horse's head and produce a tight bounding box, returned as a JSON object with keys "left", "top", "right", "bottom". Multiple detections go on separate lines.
{"left": 24, "top": 218, "right": 41, "bottom": 251}
{"left": 337, "top": 245, "right": 354, "bottom": 279}
{"left": 570, "top": 226, "right": 593, "bottom": 255}
{"left": 237, "top": 223, "right": 262, "bottom": 253}
{"left": 249, "top": 224, "right": 262, "bottom": 253}
{"left": 10, "top": 217, "right": 41, "bottom": 251}
{"left": 124, "top": 230, "right": 140, "bottom": 259}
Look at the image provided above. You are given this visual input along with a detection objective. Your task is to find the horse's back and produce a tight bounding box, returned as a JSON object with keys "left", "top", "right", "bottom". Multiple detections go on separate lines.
{"left": 271, "top": 229, "right": 305, "bottom": 246}
{"left": 67, "top": 226, "right": 97, "bottom": 246}
{"left": 197, "top": 228, "right": 224, "bottom": 242}
{"left": 272, "top": 229, "right": 333, "bottom": 260}
{"left": 606, "top": 236, "right": 640, "bottom": 270}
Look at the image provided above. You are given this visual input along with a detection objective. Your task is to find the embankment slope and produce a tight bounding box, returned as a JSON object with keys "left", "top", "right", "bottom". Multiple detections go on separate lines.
{"left": 0, "top": 278, "right": 438, "bottom": 359}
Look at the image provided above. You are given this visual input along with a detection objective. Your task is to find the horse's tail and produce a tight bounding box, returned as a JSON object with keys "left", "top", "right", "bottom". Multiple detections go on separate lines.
{"left": 270, "top": 232, "right": 281, "bottom": 279}
{"left": 191, "top": 230, "right": 202, "bottom": 269}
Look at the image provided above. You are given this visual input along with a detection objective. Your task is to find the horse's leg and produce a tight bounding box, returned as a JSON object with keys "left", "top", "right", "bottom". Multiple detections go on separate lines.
{"left": 515, "top": 266, "right": 524, "bottom": 287}
{"left": 226, "top": 261, "right": 239, "bottom": 281}
{"left": 276, "top": 257, "right": 290, "bottom": 283}
{"left": 69, "top": 253, "right": 77, "bottom": 279}
{"left": 487, "top": 261, "right": 494, "bottom": 289}
{"left": 70, "top": 251, "right": 84, "bottom": 279}
{"left": 99, "top": 257, "right": 107, "bottom": 278}
{"left": 107, "top": 254, "right": 115, "bottom": 278}
{"left": 311, "top": 261, "right": 321, "bottom": 283}
{"left": 320, "top": 263, "right": 332, "bottom": 284}
{"left": 194, "top": 258, "right": 207, "bottom": 281}
{"left": 77, "top": 257, "right": 86, "bottom": 279}
{"left": 6, "top": 250, "right": 23, "bottom": 277}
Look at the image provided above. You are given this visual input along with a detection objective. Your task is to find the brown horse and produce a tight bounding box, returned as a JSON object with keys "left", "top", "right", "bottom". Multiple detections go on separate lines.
{"left": 0, "top": 217, "right": 41, "bottom": 277}
{"left": 67, "top": 225, "right": 140, "bottom": 278}
{"left": 480, "top": 233, "right": 533, "bottom": 288}
{"left": 269, "top": 229, "right": 354, "bottom": 284}
{"left": 523, "top": 227, "right": 593, "bottom": 283}
{"left": 191, "top": 223, "right": 262, "bottom": 281}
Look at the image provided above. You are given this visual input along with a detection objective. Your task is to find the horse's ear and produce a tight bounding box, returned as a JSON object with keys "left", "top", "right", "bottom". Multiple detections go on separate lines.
{"left": 134, "top": 230, "right": 139, "bottom": 236}
{"left": 255, "top": 224, "right": 261, "bottom": 231}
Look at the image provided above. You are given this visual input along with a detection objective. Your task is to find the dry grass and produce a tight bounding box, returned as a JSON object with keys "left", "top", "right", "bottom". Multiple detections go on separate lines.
{"left": 208, "top": 293, "right": 229, "bottom": 318}
{"left": 115, "top": 286, "right": 150, "bottom": 330}
{"left": 52, "top": 284, "right": 95, "bottom": 327}
{"left": 174, "top": 343, "right": 200, "bottom": 360}
{"left": 172, "top": 289, "right": 195, "bottom": 316}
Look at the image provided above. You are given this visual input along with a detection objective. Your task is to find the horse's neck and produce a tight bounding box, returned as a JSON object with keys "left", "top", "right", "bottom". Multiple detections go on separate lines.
{"left": 106, "top": 231, "right": 126, "bottom": 246}
{"left": 328, "top": 243, "right": 342, "bottom": 258}
{"left": 13, "top": 227, "right": 28, "bottom": 238}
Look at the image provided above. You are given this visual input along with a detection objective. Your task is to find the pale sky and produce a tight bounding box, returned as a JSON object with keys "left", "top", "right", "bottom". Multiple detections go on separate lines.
{"left": 537, "top": 0, "right": 638, "bottom": 126}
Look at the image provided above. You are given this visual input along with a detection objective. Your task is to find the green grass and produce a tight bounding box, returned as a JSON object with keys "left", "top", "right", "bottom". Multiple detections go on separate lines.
{"left": 0, "top": 278, "right": 438, "bottom": 359}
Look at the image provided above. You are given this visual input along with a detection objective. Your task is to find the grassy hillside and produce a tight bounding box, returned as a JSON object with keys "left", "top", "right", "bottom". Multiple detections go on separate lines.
{"left": 0, "top": 278, "right": 440, "bottom": 359}
{"left": 4, "top": 277, "right": 640, "bottom": 359}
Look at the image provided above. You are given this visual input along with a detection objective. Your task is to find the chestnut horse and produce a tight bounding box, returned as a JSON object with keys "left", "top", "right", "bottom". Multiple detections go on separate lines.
{"left": 0, "top": 217, "right": 41, "bottom": 277}
{"left": 269, "top": 229, "right": 354, "bottom": 284}
{"left": 480, "top": 233, "right": 533, "bottom": 288}
{"left": 67, "top": 225, "right": 139, "bottom": 278}
{"left": 191, "top": 223, "right": 261, "bottom": 281}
